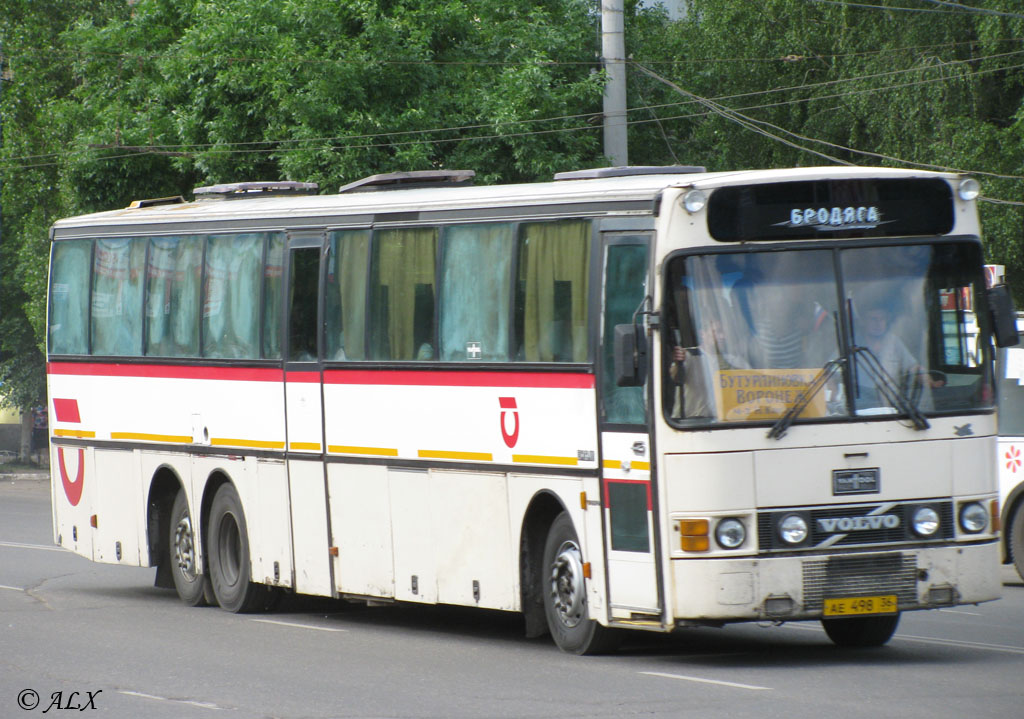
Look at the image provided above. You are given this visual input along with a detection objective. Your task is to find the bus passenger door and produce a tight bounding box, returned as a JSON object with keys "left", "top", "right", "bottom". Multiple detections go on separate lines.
{"left": 597, "top": 234, "right": 662, "bottom": 621}
{"left": 283, "top": 232, "right": 334, "bottom": 597}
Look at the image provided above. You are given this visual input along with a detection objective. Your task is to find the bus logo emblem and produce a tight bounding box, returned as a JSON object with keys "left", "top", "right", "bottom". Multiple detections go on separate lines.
{"left": 58, "top": 447, "right": 85, "bottom": 507}
{"left": 499, "top": 397, "right": 519, "bottom": 448}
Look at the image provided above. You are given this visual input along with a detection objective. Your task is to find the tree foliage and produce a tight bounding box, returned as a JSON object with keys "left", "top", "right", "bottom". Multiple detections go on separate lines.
{"left": 2, "top": 0, "right": 1024, "bottom": 411}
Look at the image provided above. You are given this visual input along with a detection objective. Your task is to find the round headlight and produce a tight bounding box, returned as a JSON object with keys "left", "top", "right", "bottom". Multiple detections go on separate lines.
{"left": 715, "top": 518, "right": 746, "bottom": 549}
{"left": 958, "top": 177, "right": 981, "bottom": 202}
{"left": 959, "top": 502, "right": 988, "bottom": 534}
{"left": 779, "top": 514, "right": 808, "bottom": 545}
{"left": 682, "top": 189, "right": 707, "bottom": 213}
{"left": 912, "top": 506, "right": 940, "bottom": 537}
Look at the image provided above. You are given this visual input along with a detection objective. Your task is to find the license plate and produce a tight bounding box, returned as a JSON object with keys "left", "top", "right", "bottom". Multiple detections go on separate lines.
{"left": 823, "top": 595, "right": 898, "bottom": 617}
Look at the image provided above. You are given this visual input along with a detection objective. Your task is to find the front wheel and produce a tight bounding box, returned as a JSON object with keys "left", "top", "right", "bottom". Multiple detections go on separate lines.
{"left": 541, "top": 512, "right": 620, "bottom": 655}
{"left": 169, "top": 489, "right": 209, "bottom": 607}
{"left": 822, "top": 613, "right": 900, "bottom": 647}
{"left": 1010, "top": 504, "right": 1024, "bottom": 583}
{"left": 207, "top": 483, "right": 273, "bottom": 613}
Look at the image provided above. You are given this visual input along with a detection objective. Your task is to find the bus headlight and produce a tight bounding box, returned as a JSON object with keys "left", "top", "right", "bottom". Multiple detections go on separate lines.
{"left": 959, "top": 502, "right": 988, "bottom": 534}
{"left": 779, "top": 514, "right": 808, "bottom": 545}
{"left": 715, "top": 518, "right": 746, "bottom": 549}
{"left": 912, "top": 506, "right": 940, "bottom": 537}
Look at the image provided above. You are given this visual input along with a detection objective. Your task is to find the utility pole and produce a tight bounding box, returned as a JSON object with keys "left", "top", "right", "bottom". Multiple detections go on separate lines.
{"left": 601, "top": 0, "right": 628, "bottom": 167}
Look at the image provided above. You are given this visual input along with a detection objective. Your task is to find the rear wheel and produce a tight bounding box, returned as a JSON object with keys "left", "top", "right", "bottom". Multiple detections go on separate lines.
{"left": 542, "top": 512, "right": 620, "bottom": 655}
{"left": 1010, "top": 503, "right": 1024, "bottom": 583}
{"left": 821, "top": 613, "right": 900, "bottom": 647}
{"left": 169, "top": 489, "right": 208, "bottom": 607}
{"left": 207, "top": 483, "right": 273, "bottom": 613}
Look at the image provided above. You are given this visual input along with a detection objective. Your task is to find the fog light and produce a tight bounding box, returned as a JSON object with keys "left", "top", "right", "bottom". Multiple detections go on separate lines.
{"left": 715, "top": 518, "right": 746, "bottom": 549}
{"left": 779, "top": 514, "right": 808, "bottom": 545}
{"left": 928, "top": 586, "right": 955, "bottom": 606}
{"left": 912, "top": 506, "right": 940, "bottom": 537}
{"left": 959, "top": 502, "right": 987, "bottom": 534}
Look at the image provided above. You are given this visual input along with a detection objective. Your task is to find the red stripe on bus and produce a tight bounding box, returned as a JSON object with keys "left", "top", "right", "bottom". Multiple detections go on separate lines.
{"left": 47, "top": 362, "right": 283, "bottom": 383}
{"left": 323, "top": 369, "right": 595, "bottom": 389}
{"left": 52, "top": 398, "right": 81, "bottom": 424}
{"left": 46, "top": 362, "right": 593, "bottom": 389}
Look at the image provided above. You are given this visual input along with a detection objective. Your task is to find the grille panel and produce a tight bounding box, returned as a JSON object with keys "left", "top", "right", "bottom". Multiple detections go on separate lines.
{"left": 802, "top": 553, "right": 918, "bottom": 612}
{"left": 757, "top": 500, "right": 954, "bottom": 552}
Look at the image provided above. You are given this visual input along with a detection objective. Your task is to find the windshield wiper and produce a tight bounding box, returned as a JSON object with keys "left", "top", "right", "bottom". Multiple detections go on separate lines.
{"left": 849, "top": 345, "right": 930, "bottom": 431}
{"left": 767, "top": 358, "right": 846, "bottom": 440}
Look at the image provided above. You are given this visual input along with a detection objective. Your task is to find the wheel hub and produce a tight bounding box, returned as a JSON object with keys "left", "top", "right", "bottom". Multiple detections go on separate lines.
{"left": 174, "top": 517, "right": 196, "bottom": 580}
{"left": 549, "top": 540, "right": 586, "bottom": 628}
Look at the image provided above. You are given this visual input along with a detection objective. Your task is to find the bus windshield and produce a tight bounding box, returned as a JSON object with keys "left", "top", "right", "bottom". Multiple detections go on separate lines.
{"left": 662, "top": 241, "right": 994, "bottom": 428}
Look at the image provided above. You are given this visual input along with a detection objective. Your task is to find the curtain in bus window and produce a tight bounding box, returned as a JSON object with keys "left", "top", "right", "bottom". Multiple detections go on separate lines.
{"left": 203, "top": 234, "right": 263, "bottom": 359}
{"left": 840, "top": 245, "right": 936, "bottom": 413}
{"left": 145, "top": 236, "right": 202, "bottom": 357}
{"left": 370, "top": 227, "right": 438, "bottom": 360}
{"left": 439, "top": 223, "right": 513, "bottom": 362}
{"left": 325, "top": 230, "right": 369, "bottom": 361}
{"left": 91, "top": 238, "right": 145, "bottom": 356}
{"left": 48, "top": 240, "right": 92, "bottom": 356}
{"left": 516, "top": 220, "right": 590, "bottom": 362}
{"left": 262, "top": 234, "right": 285, "bottom": 359}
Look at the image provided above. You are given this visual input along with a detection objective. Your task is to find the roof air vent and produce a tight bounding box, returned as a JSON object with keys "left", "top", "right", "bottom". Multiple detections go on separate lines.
{"left": 192, "top": 181, "right": 319, "bottom": 199}
{"left": 127, "top": 196, "right": 186, "bottom": 209}
{"left": 338, "top": 170, "right": 475, "bottom": 194}
{"left": 553, "top": 165, "right": 706, "bottom": 181}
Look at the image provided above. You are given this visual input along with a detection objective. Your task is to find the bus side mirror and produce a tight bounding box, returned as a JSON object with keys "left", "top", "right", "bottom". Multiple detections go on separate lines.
{"left": 988, "top": 284, "right": 1019, "bottom": 348}
{"left": 613, "top": 324, "right": 648, "bottom": 387}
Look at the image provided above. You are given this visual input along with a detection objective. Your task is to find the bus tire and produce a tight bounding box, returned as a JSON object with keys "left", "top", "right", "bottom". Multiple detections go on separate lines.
{"left": 1011, "top": 503, "right": 1024, "bottom": 583}
{"left": 207, "top": 483, "right": 268, "bottom": 613}
{"left": 541, "top": 512, "right": 620, "bottom": 655}
{"left": 821, "top": 613, "right": 900, "bottom": 647}
{"left": 169, "top": 489, "right": 209, "bottom": 607}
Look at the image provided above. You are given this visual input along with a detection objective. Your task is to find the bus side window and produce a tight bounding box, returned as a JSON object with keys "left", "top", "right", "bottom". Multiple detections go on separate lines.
{"left": 369, "top": 228, "right": 438, "bottom": 361}
{"left": 91, "top": 237, "right": 146, "bottom": 356}
{"left": 438, "top": 223, "right": 513, "bottom": 362}
{"left": 324, "top": 230, "right": 369, "bottom": 361}
{"left": 145, "top": 236, "right": 202, "bottom": 358}
{"left": 48, "top": 239, "right": 93, "bottom": 356}
{"left": 202, "top": 234, "right": 263, "bottom": 359}
{"left": 515, "top": 220, "right": 591, "bottom": 363}
{"left": 262, "top": 234, "right": 285, "bottom": 359}
{"left": 287, "top": 247, "right": 321, "bottom": 362}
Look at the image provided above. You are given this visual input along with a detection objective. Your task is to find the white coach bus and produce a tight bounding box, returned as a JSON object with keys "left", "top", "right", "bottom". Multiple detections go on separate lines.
{"left": 46, "top": 166, "right": 1017, "bottom": 653}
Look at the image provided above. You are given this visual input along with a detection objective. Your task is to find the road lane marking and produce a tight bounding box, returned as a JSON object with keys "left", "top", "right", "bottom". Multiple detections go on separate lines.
{"left": 118, "top": 691, "right": 227, "bottom": 711}
{"left": 639, "top": 671, "right": 771, "bottom": 691}
{"left": 0, "top": 584, "right": 25, "bottom": 592}
{"left": 938, "top": 609, "right": 983, "bottom": 616}
{"left": 251, "top": 618, "right": 348, "bottom": 633}
{"left": 0, "top": 541, "right": 68, "bottom": 553}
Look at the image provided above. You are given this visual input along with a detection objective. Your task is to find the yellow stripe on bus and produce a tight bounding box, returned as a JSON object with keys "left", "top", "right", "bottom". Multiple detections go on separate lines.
{"left": 289, "top": 442, "right": 322, "bottom": 451}
{"left": 210, "top": 437, "right": 286, "bottom": 450}
{"left": 53, "top": 429, "right": 96, "bottom": 439}
{"left": 111, "top": 432, "right": 191, "bottom": 444}
{"left": 513, "top": 454, "right": 579, "bottom": 466}
{"left": 328, "top": 445, "right": 399, "bottom": 457}
{"left": 418, "top": 449, "right": 494, "bottom": 462}
{"left": 603, "top": 459, "right": 651, "bottom": 471}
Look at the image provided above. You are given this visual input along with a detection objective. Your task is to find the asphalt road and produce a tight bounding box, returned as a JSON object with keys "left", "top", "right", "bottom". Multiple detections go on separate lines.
{"left": 2, "top": 477, "right": 1022, "bottom": 719}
